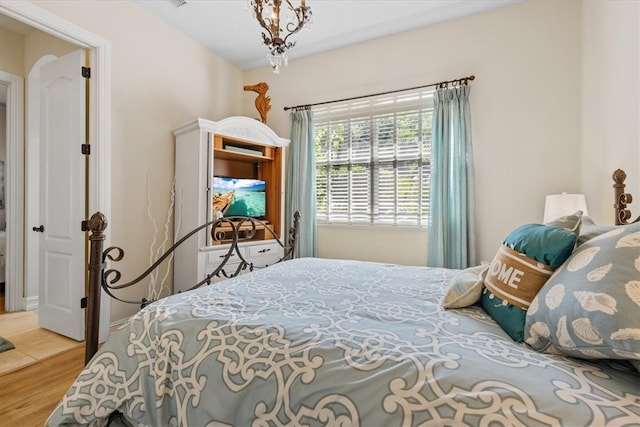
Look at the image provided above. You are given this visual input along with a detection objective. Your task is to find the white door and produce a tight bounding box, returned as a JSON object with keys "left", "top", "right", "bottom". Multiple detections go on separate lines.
{"left": 37, "top": 49, "right": 86, "bottom": 341}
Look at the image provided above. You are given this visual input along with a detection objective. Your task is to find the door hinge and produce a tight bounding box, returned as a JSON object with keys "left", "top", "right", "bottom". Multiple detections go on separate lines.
{"left": 80, "top": 297, "right": 88, "bottom": 308}
{"left": 81, "top": 220, "right": 89, "bottom": 232}
{"left": 82, "top": 66, "right": 91, "bottom": 78}
{"left": 81, "top": 144, "right": 90, "bottom": 155}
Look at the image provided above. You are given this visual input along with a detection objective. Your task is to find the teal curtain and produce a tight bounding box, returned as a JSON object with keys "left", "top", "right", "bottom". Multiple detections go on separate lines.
{"left": 427, "top": 86, "right": 476, "bottom": 269}
{"left": 286, "top": 109, "right": 317, "bottom": 257}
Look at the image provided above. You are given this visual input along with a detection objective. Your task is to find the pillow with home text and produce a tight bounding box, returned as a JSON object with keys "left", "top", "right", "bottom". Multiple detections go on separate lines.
{"left": 480, "top": 223, "right": 578, "bottom": 342}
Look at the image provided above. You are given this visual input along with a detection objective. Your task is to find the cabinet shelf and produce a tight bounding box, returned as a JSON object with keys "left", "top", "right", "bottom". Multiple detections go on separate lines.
{"left": 213, "top": 148, "right": 273, "bottom": 162}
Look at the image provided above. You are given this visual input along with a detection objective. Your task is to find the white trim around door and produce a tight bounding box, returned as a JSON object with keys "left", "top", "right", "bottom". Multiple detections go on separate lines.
{"left": 0, "top": 0, "right": 112, "bottom": 341}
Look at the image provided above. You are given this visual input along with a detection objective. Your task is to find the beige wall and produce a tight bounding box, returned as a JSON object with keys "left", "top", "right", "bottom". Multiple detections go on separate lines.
{"left": 0, "top": 26, "right": 77, "bottom": 98}
{"left": 0, "top": 27, "right": 24, "bottom": 76}
{"left": 581, "top": 0, "right": 640, "bottom": 223}
{"left": 27, "top": 0, "right": 245, "bottom": 321}
{"left": 245, "top": 0, "right": 583, "bottom": 265}
{"left": 23, "top": 28, "right": 77, "bottom": 72}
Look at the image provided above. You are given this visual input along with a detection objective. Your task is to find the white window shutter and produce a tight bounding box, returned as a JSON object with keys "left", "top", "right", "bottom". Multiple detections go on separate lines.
{"left": 314, "top": 91, "right": 433, "bottom": 226}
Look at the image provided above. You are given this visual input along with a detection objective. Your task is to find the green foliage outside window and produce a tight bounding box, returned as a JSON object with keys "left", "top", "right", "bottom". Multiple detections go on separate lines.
{"left": 314, "top": 93, "right": 433, "bottom": 226}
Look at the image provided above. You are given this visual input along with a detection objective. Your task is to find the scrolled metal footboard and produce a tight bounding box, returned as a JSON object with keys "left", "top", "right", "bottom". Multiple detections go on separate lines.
{"left": 613, "top": 169, "right": 639, "bottom": 225}
{"left": 84, "top": 211, "right": 300, "bottom": 363}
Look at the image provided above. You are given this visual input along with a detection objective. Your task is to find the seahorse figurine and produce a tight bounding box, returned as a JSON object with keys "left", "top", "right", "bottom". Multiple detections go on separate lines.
{"left": 243, "top": 82, "right": 271, "bottom": 124}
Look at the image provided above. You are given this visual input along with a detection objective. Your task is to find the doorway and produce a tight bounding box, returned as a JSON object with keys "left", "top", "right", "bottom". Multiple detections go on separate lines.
{"left": 0, "top": 70, "right": 23, "bottom": 314}
{"left": 0, "top": 1, "right": 111, "bottom": 341}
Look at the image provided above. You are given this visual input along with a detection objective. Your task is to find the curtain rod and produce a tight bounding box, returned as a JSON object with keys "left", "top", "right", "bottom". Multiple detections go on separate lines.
{"left": 283, "top": 74, "right": 475, "bottom": 111}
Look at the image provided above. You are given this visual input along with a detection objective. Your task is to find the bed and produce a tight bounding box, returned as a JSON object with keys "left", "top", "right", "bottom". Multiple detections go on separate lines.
{"left": 47, "top": 170, "right": 640, "bottom": 426}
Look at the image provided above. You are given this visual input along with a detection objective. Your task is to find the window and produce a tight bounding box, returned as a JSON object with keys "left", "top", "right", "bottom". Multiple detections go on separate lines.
{"left": 314, "top": 90, "right": 433, "bottom": 226}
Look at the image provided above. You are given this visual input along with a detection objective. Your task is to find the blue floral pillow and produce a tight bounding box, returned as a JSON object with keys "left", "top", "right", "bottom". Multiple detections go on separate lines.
{"left": 525, "top": 222, "right": 640, "bottom": 367}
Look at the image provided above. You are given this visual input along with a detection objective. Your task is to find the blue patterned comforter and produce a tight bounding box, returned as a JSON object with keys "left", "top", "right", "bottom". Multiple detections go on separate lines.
{"left": 47, "top": 258, "right": 640, "bottom": 426}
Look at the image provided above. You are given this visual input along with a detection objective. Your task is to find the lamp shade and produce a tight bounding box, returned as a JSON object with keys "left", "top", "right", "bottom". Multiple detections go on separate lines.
{"left": 543, "top": 193, "right": 588, "bottom": 223}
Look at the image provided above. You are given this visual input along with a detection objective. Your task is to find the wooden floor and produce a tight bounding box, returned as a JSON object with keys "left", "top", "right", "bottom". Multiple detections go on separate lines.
{"left": 0, "top": 307, "right": 86, "bottom": 425}
{"left": 0, "top": 311, "right": 81, "bottom": 375}
{"left": 0, "top": 345, "right": 85, "bottom": 425}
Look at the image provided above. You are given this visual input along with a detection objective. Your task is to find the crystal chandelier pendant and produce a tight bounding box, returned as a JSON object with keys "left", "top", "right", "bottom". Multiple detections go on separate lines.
{"left": 250, "top": 0, "right": 312, "bottom": 73}
{"left": 268, "top": 51, "right": 288, "bottom": 74}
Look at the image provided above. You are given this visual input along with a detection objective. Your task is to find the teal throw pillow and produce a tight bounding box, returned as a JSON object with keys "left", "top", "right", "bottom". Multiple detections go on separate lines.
{"left": 481, "top": 223, "right": 579, "bottom": 342}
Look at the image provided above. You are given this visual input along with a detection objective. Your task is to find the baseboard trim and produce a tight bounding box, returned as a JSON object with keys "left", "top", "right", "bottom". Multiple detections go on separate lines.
{"left": 25, "top": 296, "right": 38, "bottom": 311}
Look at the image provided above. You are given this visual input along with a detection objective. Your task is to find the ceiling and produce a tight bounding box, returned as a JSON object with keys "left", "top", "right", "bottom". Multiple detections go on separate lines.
{"left": 0, "top": 0, "right": 519, "bottom": 84}
{"left": 132, "top": 0, "right": 519, "bottom": 71}
{"left": 0, "top": 0, "right": 518, "bottom": 104}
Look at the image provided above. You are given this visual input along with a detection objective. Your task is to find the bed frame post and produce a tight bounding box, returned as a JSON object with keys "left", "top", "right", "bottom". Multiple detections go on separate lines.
{"left": 613, "top": 169, "right": 633, "bottom": 225}
{"left": 291, "top": 210, "right": 301, "bottom": 259}
{"left": 85, "top": 212, "right": 107, "bottom": 364}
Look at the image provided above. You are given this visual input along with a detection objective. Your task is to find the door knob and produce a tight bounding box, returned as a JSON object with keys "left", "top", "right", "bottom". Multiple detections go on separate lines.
{"left": 33, "top": 225, "right": 44, "bottom": 232}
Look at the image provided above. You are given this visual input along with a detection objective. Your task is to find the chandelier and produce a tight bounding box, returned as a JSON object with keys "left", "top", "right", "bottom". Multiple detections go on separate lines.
{"left": 249, "top": 0, "right": 312, "bottom": 73}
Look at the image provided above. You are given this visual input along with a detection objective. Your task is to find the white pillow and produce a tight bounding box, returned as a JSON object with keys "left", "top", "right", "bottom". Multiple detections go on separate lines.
{"left": 442, "top": 264, "right": 488, "bottom": 309}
